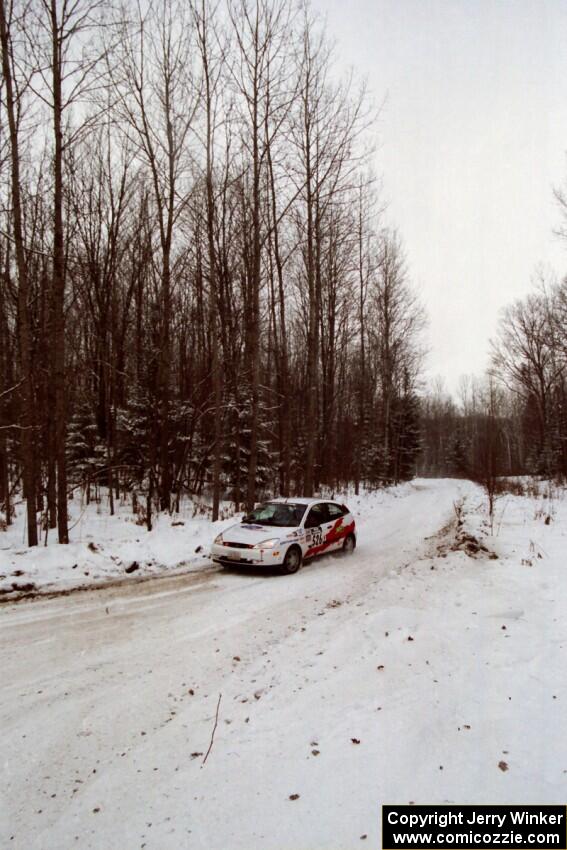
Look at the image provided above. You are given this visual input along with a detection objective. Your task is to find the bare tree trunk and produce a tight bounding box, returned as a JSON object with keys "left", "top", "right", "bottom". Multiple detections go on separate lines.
{"left": 42, "top": 267, "right": 57, "bottom": 529}
{"left": 0, "top": 0, "right": 38, "bottom": 545}
{"left": 195, "top": 0, "right": 222, "bottom": 520}
{"left": 0, "top": 274, "right": 10, "bottom": 526}
{"left": 0, "top": 430, "right": 8, "bottom": 527}
{"left": 265, "top": 109, "right": 290, "bottom": 496}
{"left": 158, "top": 258, "right": 171, "bottom": 512}
{"left": 48, "top": 0, "right": 69, "bottom": 543}
{"left": 355, "top": 186, "right": 367, "bottom": 496}
{"left": 246, "top": 79, "right": 261, "bottom": 512}
{"left": 304, "top": 137, "right": 317, "bottom": 496}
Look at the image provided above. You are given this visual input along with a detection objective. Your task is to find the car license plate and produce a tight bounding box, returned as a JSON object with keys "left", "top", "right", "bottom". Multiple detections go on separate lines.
{"left": 228, "top": 551, "right": 241, "bottom": 560}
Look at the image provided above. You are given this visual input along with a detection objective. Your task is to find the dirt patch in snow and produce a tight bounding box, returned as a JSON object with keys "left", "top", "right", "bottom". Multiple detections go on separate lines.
{"left": 426, "top": 498, "right": 498, "bottom": 561}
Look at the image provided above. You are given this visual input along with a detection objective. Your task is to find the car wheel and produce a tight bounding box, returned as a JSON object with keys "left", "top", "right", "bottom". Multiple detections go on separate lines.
{"left": 281, "top": 544, "right": 302, "bottom": 574}
{"left": 342, "top": 534, "right": 356, "bottom": 555}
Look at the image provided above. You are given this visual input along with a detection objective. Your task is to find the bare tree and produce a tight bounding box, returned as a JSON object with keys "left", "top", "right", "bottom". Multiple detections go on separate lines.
{"left": 370, "top": 230, "right": 425, "bottom": 482}
{"left": 291, "top": 9, "right": 371, "bottom": 494}
{"left": 22, "top": 0, "right": 109, "bottom": 542}
{"left": 491, "top": 291, "right": 565, "bottom": 472}
{"left": 227, "top": 0, "right": 290, "bottom": 510}
{"left": 110, "top": 0, "right": 201, "bottom": 512}
{"left": 0, "top": 0, "right": 38, "bottom": 544}
{"left": 191, "top": 0, "right": 224, "bottom": 520}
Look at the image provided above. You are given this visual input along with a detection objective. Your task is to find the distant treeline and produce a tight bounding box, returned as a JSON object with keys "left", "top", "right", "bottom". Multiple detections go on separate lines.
{"left": 420, "top": 276, "right": 567, "bottom": 483}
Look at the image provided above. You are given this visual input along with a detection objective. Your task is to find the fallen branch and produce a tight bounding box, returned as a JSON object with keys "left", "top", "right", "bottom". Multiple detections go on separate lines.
{"left": 201, "top": 693, "right": 222, "bottom": 767}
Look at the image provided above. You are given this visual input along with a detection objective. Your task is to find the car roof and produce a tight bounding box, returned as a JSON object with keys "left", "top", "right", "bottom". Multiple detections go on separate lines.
{"left": 269, "top": 497, "right": 343, "bottom": 506}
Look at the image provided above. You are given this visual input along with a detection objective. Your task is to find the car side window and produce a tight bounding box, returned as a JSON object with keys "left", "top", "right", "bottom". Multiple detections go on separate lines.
{"left": 293, "top": 505, "right": 307, "bottom": 526}
{"left": 327, "top": 503, "right": 345, "bottom": 519}
{"left": 304, "top": 503, "right": 328, "bottom": 528}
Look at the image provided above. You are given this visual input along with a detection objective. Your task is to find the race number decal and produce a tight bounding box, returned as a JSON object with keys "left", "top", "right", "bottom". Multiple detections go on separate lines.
{"left": 311, "top": 526, "right": 323, "bottom": 546}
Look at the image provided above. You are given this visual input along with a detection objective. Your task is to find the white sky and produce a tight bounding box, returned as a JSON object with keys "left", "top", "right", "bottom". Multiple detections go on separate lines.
{"left": 312, "top": 0, "right": 567, "bottom": 394}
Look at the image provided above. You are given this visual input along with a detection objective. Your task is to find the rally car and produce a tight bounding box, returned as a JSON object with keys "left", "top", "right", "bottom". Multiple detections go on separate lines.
{"left": 210, "top": 497, "right": 356, "bottom": 574}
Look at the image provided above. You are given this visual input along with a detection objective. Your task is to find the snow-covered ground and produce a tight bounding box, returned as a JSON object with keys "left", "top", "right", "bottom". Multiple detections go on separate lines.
{"left": 2, "top": 478, "right": 567, "bottom": 849}
{"left": 0, "top": 495, "right": 237, "bottom": 600}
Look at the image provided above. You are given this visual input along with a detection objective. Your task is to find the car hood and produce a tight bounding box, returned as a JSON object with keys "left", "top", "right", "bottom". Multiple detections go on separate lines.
{"left": 221, "top": 523, "right": 300, "bottom": 545}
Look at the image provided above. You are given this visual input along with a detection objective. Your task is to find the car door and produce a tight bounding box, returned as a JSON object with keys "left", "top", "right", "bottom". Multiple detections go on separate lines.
{"left": 304, "top": 502, "right": 333, "bottom": 558}
{"left": 326, "top": 502, "right": 349, "bottom": 551}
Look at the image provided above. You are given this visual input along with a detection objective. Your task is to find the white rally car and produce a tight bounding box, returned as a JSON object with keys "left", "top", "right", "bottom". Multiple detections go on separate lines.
{"left": 211, "top": 498, "right": 356, "bottom": 574}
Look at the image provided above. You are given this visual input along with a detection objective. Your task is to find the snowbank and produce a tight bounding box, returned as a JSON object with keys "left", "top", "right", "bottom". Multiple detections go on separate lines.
{"left": 0, "top": 495, "right": 235, "bottom": 600}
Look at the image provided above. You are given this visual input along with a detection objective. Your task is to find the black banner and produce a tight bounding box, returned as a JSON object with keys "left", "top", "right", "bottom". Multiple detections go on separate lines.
{"left": 382, "top": 805, "right": 567, "bottom": 849}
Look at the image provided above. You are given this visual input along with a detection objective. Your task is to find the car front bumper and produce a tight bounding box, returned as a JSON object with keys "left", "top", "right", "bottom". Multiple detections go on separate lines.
{"left": 210, "top": 543, "right": 285, "bottom": 567}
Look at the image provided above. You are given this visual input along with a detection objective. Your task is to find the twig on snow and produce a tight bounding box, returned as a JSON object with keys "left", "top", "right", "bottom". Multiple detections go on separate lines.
{"left": 495, "top": 498, "right": 509, "bottom": 537}
{"left": 201, "top": 693, "right": 222, "bottom": 767}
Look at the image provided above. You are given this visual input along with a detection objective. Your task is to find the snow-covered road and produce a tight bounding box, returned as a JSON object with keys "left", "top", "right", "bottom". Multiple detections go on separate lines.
{"left": 2, "top": 479, "right": 567, "bottom": 849}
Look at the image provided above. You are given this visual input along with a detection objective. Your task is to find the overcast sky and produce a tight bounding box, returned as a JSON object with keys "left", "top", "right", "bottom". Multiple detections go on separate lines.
{"left": 312, "top": 0, "right": 567, "bottom": 394}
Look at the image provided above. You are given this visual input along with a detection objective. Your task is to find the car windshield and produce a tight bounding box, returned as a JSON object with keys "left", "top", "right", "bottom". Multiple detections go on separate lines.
{"left": 244, "top": 502, "right": 307, "bottom": 527}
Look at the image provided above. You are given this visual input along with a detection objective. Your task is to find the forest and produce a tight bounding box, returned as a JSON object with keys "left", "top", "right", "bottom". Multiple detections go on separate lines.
{"left": 0, "top": 0, "right": 566, "bottom": 549}
{"left": 420, "top": 275, "right": 567, "bottom": 487}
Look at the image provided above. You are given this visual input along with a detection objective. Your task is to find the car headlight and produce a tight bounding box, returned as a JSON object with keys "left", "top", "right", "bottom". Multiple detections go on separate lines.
{"left": 214, "top": 533, "right": 224, "bottom": 544}
{"left": 258, "top": 538, "right": 279, "bottom": 548}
